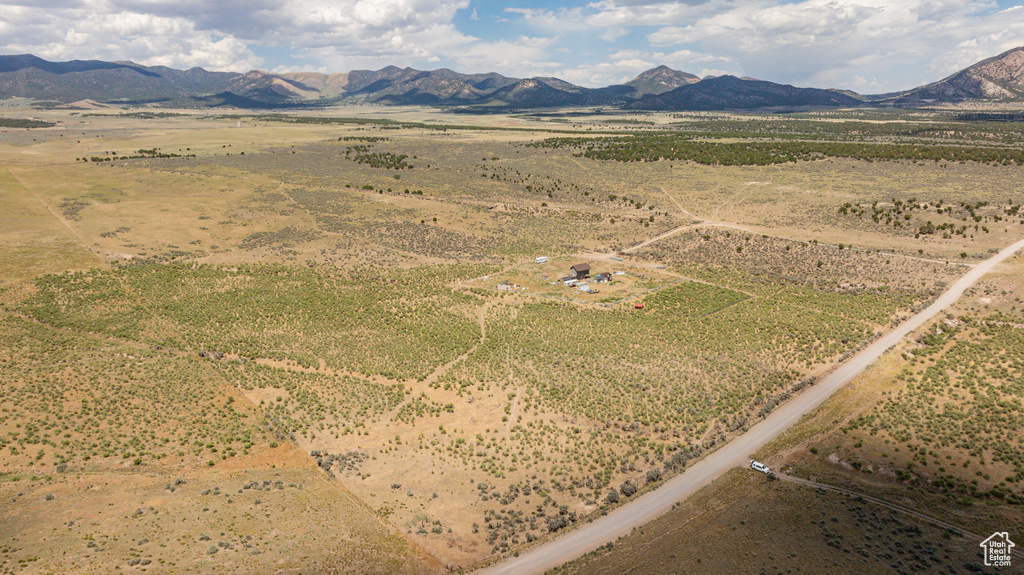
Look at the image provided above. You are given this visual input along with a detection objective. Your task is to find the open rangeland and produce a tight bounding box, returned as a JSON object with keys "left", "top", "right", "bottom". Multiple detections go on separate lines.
{"left": 1, "top": 101, "right": 1022, "bottom": 573}
{"left": 553, "top": 252, "right": 1024, "bottom": 575}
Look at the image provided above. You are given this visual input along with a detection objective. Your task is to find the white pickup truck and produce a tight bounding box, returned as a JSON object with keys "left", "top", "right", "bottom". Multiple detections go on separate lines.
{"left": 749, "top": 460, "right": 770, "bottom": 474}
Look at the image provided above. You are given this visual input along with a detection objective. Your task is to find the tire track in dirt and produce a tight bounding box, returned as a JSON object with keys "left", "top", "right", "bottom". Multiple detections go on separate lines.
{"left": 384, "top": 300, "right": 495, "bottom": 423}
{"left": 504, "top": 368, "right": 520, "bottom": 438}
{"left": 2, "top": 168, "right": 103, "bottom": 265}
{"left": 778, "top": 474, "right": 1024, "bottom": 560}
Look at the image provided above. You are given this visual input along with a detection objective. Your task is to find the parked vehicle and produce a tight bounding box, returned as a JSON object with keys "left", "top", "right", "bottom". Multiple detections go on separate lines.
{"left": 749, "top": 460, "right": 770, "bottom": 474}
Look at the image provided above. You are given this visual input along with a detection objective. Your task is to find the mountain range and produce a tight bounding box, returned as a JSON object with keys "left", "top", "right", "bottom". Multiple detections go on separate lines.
{"left": 1, "top": 47, "right": 1023, "bottom": 111}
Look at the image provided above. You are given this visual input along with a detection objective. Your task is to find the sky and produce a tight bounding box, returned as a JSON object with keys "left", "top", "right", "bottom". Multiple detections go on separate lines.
{"left": 2, "top": 0, "right": 1024, "bottom": 93}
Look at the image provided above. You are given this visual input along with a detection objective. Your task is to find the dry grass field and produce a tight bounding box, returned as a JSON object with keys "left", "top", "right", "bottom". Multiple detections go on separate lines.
{"left": 557, "top": 254, "right": 1024, "bottom": 575}
{"left": 773, "top": 252, "right": 1024, "bottom": 534}
{"left": 550, "top": 469, "right": 989, "bottom": 575}
{"left": 1, "top": 100, "right": 1022, "bottom": 572}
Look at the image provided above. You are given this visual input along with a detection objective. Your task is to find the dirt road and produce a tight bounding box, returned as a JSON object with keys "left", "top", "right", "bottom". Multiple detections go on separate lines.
{"left": 475, "top": 236, "right": 1024, "bottom": 575}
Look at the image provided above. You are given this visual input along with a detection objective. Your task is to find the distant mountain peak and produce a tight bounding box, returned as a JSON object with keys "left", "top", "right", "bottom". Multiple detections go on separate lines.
{"left": 894, "top": 45, "right": 1024, "bottom": 103}
{"left": 626, "top": 74, "right": 862, "bottom": 111}
{"left": 626, "top": 65, "right": 700, "bottom": 95}
{"left": 5, "top": 47, "right": 1024, "bottom": 110}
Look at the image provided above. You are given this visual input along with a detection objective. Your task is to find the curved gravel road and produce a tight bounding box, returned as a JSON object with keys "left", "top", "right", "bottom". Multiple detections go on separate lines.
{"left": 475, "top": 237, "right": 1024, "bottom": 575}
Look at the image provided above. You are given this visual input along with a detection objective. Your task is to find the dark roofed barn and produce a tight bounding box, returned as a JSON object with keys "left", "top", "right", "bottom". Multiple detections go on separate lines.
{"left": 570, "top": 263, "right": 591, "bottom": 279}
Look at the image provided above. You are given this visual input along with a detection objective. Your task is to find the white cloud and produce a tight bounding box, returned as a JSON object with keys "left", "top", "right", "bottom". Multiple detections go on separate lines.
{"left": 507, "top": 0, "right": 728, "bottom": 30}
{"left": 505, "top": 6, "right": 590, "bottom": 31}
{"left": 2, "top": 6, "right": 262, "bottom": 70}
{"left": 641, "top": 0, "right": 1024, "bottom": 91}
{"left": 600, "top": 26, "right": 630, "bottom": 42}
{"left": 271, "top": 63, "right": 329, "bottom": 74}
{"left": 647, "top": 1, "right": 876, "bottom": 49}
{"left": 609, "top": 49, "right": 646, "bottom": 60}
{"left": 500, "top": 0, "right": 1024, "bottom": 91}
{"left": 698, "top": 68, "right": 730, "bottom": 78}
{"left": 552, "top": 60, "right": 648, "bottom": 86}
{"left": 0, "top": 0, "right": 577, "bottom": 81}
{"left": 583, "top": 0, "right": 723, "bottom": 27}
{"left": 0, "top": 0, "right": 474, "bottom": 71}
{"left": 657, "top": 49, "right": 730, "bottom": 66}
{"left": 451, "top": 36, "right": 562, "bottom": 76}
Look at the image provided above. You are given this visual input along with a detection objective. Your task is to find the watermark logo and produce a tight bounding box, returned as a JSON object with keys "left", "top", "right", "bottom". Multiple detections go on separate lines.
{"left": 980, "top": 532, "right": 1014, "bottom": 568}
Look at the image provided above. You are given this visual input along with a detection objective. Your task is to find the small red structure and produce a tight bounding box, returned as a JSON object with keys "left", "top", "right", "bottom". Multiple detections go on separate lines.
{"left": 634, "top": 303, "right": 644, "bottom": 310}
